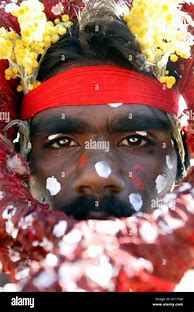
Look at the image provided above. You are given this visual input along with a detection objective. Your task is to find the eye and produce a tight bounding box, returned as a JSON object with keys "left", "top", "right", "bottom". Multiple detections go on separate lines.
{"left": 44, "top": 136, "right": 79, "bottom": 149}
{"left": 119, "top": 134, "right": 152, "bottom": 147}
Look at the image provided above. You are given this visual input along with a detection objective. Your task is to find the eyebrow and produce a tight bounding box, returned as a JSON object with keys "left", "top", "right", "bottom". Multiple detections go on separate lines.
{"left": 30, "top": 113, "right": 171, "bottom": 136}
{"left": 30, "top": 116, "right": 94, "bottom": 136}
{"left": 109, "top": 114, "right": 171, "bottom": 133}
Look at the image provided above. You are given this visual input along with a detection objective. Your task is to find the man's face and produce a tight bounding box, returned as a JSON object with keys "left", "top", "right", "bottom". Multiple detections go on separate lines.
{"left": 29, "top": 104, "right": 177, "bottom": 220}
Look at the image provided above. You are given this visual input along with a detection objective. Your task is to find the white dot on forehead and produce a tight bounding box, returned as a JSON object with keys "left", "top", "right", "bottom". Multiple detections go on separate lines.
{"left": 155, "top": 175, "right": 166, "bottom": 194}
{"left": 166, "top": 155, "right": 174, "bottom": 169}
{"left": 107, "top": 103, "right": 123, "bottom": 108}
{"left": 95, "top": 161, "right": 111, "bottom": 178}
{"left": 129, "top": 193, "right": 143, "bottom": 212}
{"left": 46, "top": 176, "right": 61, "bottom": 196}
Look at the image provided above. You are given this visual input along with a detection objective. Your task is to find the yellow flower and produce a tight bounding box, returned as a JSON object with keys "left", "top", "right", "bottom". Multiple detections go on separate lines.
{"left": 165, "top": 13, "right": 173, "bottom": 23}
{"left": 54, "top": 18, "right": 60, "bottom": 25}
{"left": 167, "top": 76, "right": 176, "bottom": 86}
{"left": 0, "top": 38, "right": 13, "bottom": 59}
{"left": 161, "top": 4, "right": 169, "bottom": 12}
{"left": 170, "top": 54, "right": 178, "bottom": 62}
{"left": 58, "top": 27, "right": 67, "bottom": 36}
{"left": 1, "top": 0, "right": 73, "bottom": 94}
{"left": 5, "top": 68, "right": 14, "bottom": 80}
{"left": 159, "top": 76, "right": 167, "bottom": 84}
{"left": 9, "top": 32, "right": 17, "bottom": 39}
{"left": 17, "top": 85, "right": 23, "bottom": 92}
{"left": 62, "top": 14, "right": 69, "bottom": 22}
{"left": 51, "top": 34, "right": 60, "bottom": 44}
{"left": 124, "top": 0, "right": 194, "bottom": 87}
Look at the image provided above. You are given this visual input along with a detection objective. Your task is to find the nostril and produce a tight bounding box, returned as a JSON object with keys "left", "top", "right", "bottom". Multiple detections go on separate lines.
{"left": 78, "top": 185, "right": 93, "bottom": 195}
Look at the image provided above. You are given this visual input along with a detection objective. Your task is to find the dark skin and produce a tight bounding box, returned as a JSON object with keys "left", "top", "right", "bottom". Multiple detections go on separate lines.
{"left": 29, "top": 103, "right": 177, "bottom": 220}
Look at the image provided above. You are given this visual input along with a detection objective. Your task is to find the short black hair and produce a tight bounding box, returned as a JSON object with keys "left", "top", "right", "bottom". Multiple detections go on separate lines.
{"left": 38, "top": 14, "right": 178, "bottom": 81}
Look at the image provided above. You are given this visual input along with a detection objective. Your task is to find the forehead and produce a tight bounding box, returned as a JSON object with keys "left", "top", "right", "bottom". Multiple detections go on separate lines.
{"left": 31, "top": 104, "right": 170, "bottom": 128}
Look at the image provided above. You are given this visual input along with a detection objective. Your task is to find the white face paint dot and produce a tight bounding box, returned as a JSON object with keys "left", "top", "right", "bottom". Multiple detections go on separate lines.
{"left": 155, "top": 175, "right": 166, "bottom": 194}
{"left": 129, "top": 193, "right": 143, "bottom": 212}
{"left": 46, "top": 176, "right": 61, "bottom": 196}
{"left": 108, "top": 103, "right": 123, "bottom": 108}
{"left": 95, "top": 161, "right": 111, "bottom": 178}
{"left": 135, "top": 131, "right": 147, "bottom": 136}
{"left": 166, "top": 155, "right": 174, "bottom": 169}
{"left": 48, "top": 134, "right": 62, "bottom": 141}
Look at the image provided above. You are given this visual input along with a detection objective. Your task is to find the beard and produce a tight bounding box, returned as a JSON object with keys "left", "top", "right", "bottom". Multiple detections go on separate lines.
{"left": 58, "top": 195, "right": 136, "bottom": 220}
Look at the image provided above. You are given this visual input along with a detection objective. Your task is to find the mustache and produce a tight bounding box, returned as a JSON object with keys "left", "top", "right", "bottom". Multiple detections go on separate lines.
{"left": 58, "top": 195, "right": 136, "bottom": 220}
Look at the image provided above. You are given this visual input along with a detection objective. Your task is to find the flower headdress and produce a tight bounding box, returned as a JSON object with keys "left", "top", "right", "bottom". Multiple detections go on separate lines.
{"left": 124, "top": 0, "right": 194, "bottom": 88}
{"left": 0, "top": 0, "right": 73, "bottom": 94}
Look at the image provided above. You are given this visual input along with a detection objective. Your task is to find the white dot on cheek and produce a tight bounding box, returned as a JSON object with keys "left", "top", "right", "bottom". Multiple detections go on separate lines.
{"left": 46, "top": 176, "right": 61, "bottom": 196}
{"left": 166, "top": 155, "right": 174, "bottom": 169}
{"left": 95, "top": 161, "right": 111, "bottom": 178}
{"left": 129, "top": 193, "right": 143, "bottom": 212}
{"left": 155, "top": 175, "right": 166, "bottom": 194}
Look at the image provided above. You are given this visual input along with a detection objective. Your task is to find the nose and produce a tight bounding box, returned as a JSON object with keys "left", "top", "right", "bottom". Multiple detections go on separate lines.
{"left": 73, "top": 155, "right": 125, "bottom": 197}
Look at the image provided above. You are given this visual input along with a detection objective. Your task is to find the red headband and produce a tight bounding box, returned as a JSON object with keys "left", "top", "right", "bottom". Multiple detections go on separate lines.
{"left": 21, "top": 65, "right": 179, "bottom": 120}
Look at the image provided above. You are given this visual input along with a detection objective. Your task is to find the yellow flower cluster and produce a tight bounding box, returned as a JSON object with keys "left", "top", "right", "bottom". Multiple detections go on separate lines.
{"left": 0, "top": 0, "right": 73, "bottom": 94}
{"left": 124, "top": 0, "right": 194, "bottom": 88}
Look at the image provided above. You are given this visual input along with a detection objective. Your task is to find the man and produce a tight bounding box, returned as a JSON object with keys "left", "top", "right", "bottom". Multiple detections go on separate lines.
{"left": 17, "top": 2, "right": 188, "bottom": 220}
{"left": 0, "top": 0, "right": 190, "bottom": 221}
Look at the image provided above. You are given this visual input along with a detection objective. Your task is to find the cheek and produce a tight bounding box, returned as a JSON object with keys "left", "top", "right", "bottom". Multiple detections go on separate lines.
{"left": 125, "top": 147, "right": 177, "bottom": 195}
{"left": 154, "top": 151, "right": 177, "bottom": 196}
{"left": 79, "top": 153, "right": 89, "bottom": 169}
{"left": 131, "top": 165, "right": 146, "bottom": 190}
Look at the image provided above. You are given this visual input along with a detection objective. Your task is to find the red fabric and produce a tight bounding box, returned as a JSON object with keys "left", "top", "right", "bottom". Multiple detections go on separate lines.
{"left": 21, "top": 65, "right": 179, "bottom": 120}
